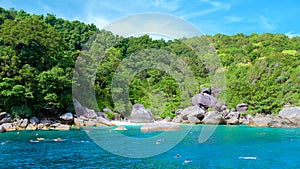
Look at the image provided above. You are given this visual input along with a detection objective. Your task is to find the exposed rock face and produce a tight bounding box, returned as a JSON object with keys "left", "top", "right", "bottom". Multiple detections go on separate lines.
{"left": 175, "top": 109, "right": 183, "bottom": 116}
{"left": 248, "top": 114, "right": 300, "bottom": 128}
{"left": 74, "top": 116, "right": 114, "bottom": 127}
{"left": 236, "top": 104, "right": 248, "bottom": 112}
{"left": 163, "top": 116, "right": 172, "bottom": 122}
{"left": 130, "top": 104, "right": 154, "bottom": 123}
{"left": 192, "top": 93, "right": 218, "bottom": 109}
{"left": 201, "top": 88, "right": 212, "bottom": 95}
{"left": 141, "top": 122, "right": 181, "bottom": 132}
{"left": 26, "top": 123, "right": 37, "bottom": 130}
{"left": 0, "top": 125, "right": 6, "bottom": 132}
{"left": 60, "top": 113, "right": 74, "bottom": 124}
{"left": 172, "top": 106, "right": 205, "bottom": 124}
{"left": 278, "top": 107, "right": 300, "bottom": 118}
{"left": 202, "top": 111, "right": 225, "bottom": 124}
{"left": 30, "top": 117, "right": 39, "bottom": 125}
{"left": 19, "top": 119, "right": 29, "bottom": 128}
{"left": 1, "top": 123, "right": 15, "bottom": 131}
{"left": 0, "top": 112, "right": 12, "bottom": 125}
{"left": 74, "top": 100, "right": 98, "bottom": 119}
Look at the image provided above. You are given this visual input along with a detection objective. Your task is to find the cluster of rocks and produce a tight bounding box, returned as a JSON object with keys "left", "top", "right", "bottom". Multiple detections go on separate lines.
{"left": 249, "top": 107, "right": 300, "bottom": 128}
{"left": 73, "top": 100, "right": 115, "bottom": 127}
{"left": 171, "top": 89, "right": 249, "bottom": 125}
{"left": 0, "top": 100, "right": 116, "bottom": 132}
{"left": 0, "top": 112, "right": 71, "bottom": 132}
{"left": 125, "top": 88, "right": 300, "bottom": 129}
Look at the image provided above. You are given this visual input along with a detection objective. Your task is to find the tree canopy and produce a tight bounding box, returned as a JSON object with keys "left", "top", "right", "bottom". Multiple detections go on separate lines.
{"left": 0, "top": 7, "right": 299, "bottom": 118}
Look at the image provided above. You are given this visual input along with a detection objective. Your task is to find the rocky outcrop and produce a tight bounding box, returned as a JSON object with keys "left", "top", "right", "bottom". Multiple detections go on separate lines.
{"left": 60, "top": 112, "right": 74, "bottom": 124}
{"left": 1, "top": 123, "right": 15, "bottom": 131}
{"left": 26, "top": 123, "right": 37, "bottom": 130}
{"left": 202, "top": 111, "right": 225, "bottom": 124}
{"left": 141, "top": 122, "right": 181, "bottom": 132}
{"left": 236, "top": 104, "right": 248, "bottom": 112}
{"left": 0, "top": 125, "right": 6, "bottom": 132}
{"left": 192, "top": 93, "right": 218, "bottom": 109}
{"left": 74, "top": 100, "right": 98, "bottom": 119}
{"left": 225, "top": 111, "right": 240, "bottom": 125}
{"left": 0, "top": 112, "right": 12, "bottom": 125}
{"left": 248, "top": 113, "right": 300, "bottom": 128}
{"left": 30, "top": 117, "right": 39, "bottom": 125}
{"left": 74, "top": 116, "right": 114, "bottom": 127}
{"left": 130, "top": 104, "right": 154, "bottom": 123}
{"left": 278, "top": 107, "right": 300, "bottom": 118}
{"left": 172, "top": 106, "right": 205, "bottom": 124}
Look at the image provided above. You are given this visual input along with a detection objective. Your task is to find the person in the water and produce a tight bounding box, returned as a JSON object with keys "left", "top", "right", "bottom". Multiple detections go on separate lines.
{"left": 175, "top": 154, "right": 181, "bottom": 158}
{"left": 184, "top": 159, "right": 192, "bottom": 163}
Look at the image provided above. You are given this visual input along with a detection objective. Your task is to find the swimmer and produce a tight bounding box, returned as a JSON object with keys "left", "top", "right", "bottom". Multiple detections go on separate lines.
{"left": 184, "top": 159, "right": 192, "bottom": 163}
{"left": 29, "top": 140, "right": 39, "bottom": 143}
{"left": 54, "top": 138, "right": 62, "bottom": 142}
{"left": 156, "top": 140, "right": 161, "bottom": 144}
{"left": 174, "top": 154, "right": 181, "bottom": 158}
{"left": 37, "top": 138, "right": 45, "bottom": 141}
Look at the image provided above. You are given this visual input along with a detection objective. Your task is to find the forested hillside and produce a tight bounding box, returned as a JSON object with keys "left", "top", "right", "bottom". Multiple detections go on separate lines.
{"left": 0, "top": 8, "right": 299, "bottom": 118}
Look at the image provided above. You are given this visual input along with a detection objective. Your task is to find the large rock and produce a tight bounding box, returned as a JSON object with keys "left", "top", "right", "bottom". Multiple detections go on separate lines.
{"left": 172, "top": 106, "right": 205, "bottom": 124}
{"left": 0, "top": 125, "right": 6, "bottom": 132}
{"left": 74, "top": 100, "right": 98, "bottom": 119}
{"left": 201, "top": 88, "right": 212, "bottom": 95}
{"left": 225, "top": 111, "right": 240, "bottom": 119}
{"left": 249, "top": 114, "right": 300, "bottom": 128}
{"left": 19, "top": 119, "right": 29, "bottom": 128}
{"left": 202, "top": 111, "right": 225, "bottom": 124}
{"left": 30, "top": 117, "right": 39, "bottom": 125}
{"left": 1, "top": 123, "right": 15, "bottom": 131}
{"left": 236, "top": 104, "right": 248, "bottom": 112}
{"left": 60, "top": 113, "right": 74, "bottom": 123}
{"left": 141, "top": 122, "right": 181, "bottom": 132}
{"left": 191, "top": 93, "right": 223, "bottom": 111}
{"left": 40, "top": 119, "right": 52, "bottom": 126}
{"left": 0, "top": 112, "right": 12, "bottom": 125}
{"left": 226, "top": 117, "right": 240, "bottom": 125}
{"left": 278, "top": 107, "right": 300, "bottom": 119}
{"left": 130, "top": 104, "right": 154, "bottom": 123}
{"left": 74, "top": 118, "right": 84, "bottom": 127}
{"left": 97, "top": 116, "right": 113, "bottom": 126}
{"left": 84, "top": 120, "right": 96, "bottom": 126}
{"left": 248, "top": 114, "right": 273, "bottom": 127}
{"left": 26, "top": 123, "right": 37, "bottom": 130}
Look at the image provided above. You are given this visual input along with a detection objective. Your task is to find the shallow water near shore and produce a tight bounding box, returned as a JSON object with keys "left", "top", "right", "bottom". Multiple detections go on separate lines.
{"left": 0, "top": 125, "right": 299, "bottom": 169}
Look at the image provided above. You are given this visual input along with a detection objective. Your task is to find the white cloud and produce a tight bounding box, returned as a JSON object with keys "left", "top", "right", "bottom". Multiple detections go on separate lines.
{"left": 285, "top": 31, "right": 300, "bottom": 38}
{"left": 152, "top": 0, "right": 180, "bottom": 11}
{"left": 86, "top": 15, "right": 110, "bottom": 28}
{"left": 183, "top": 0, "right": 231, "bottom": 19}
{"left": 258, "top": 15, "right": 276, "bottom": 30}
{"left": 225, "top": 16, "right": 242, "bottom": 23}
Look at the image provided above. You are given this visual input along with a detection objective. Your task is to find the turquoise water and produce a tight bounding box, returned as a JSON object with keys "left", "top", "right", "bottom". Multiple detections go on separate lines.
{"left": 0, "top": 125, "right": 299, "bottom": 169}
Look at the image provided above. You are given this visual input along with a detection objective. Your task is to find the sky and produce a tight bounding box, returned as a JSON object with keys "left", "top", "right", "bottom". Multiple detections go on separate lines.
{"left": 0, "top": 0, "right": 299, "bottom": 37}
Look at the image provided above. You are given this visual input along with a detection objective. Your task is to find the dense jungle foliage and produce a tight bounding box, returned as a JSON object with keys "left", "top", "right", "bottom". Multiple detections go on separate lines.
{"left": 0, "top": 8, "right": 299, "bottom": 118}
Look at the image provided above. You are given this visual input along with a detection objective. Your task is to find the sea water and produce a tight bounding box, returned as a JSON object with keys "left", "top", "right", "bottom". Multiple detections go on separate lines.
{"left": 0, "top": 125, "right": 299, "bottom": 169}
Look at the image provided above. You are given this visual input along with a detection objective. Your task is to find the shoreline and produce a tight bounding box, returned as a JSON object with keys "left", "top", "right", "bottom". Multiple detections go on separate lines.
{"left": 1, "top": 120, "right": 299, "bottom": 133}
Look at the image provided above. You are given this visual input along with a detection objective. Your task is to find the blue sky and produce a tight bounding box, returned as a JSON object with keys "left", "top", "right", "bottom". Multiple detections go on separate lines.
{"left": 0, "top": 0, "right": 299, "bottom": 36}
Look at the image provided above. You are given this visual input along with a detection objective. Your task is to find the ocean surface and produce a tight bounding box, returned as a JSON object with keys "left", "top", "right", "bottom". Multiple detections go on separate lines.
{"left": 0, "top": 125, "right": 299, "bottom": 169}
